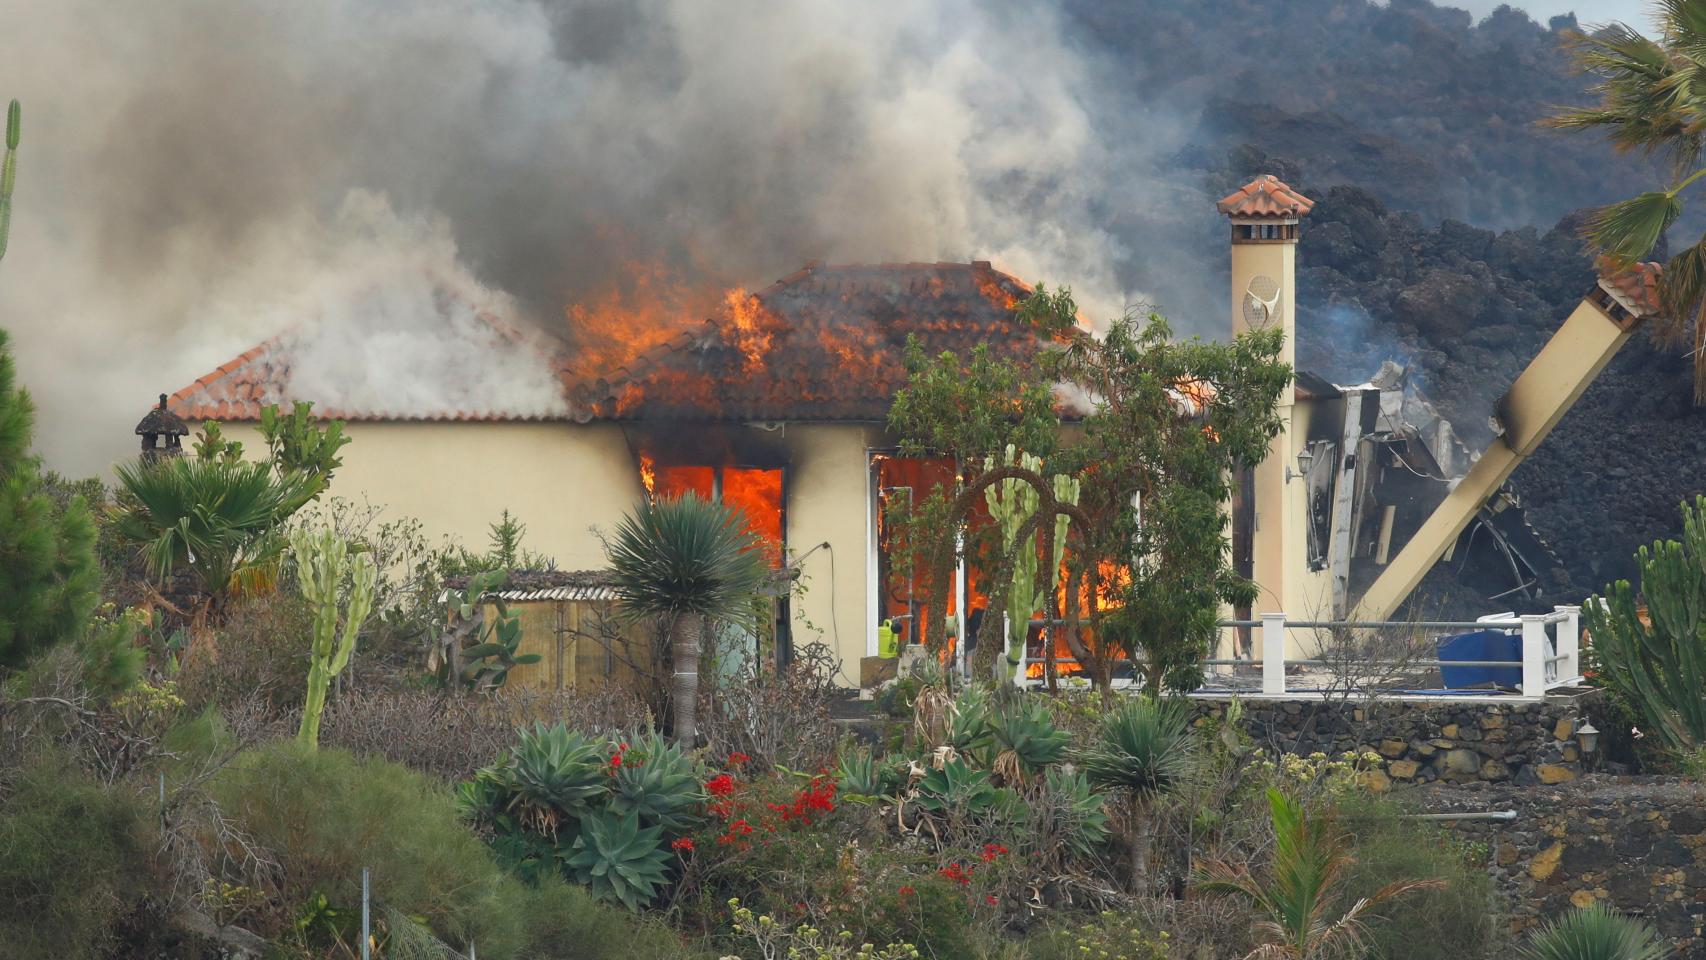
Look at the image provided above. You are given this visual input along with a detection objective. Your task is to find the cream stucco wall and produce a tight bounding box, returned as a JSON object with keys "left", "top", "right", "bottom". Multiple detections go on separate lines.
{"left": 775, "top": 423, "right": 877, "bottom": 682}
{"left": 219, "top": 421, "right": 646, "bottom": 571}
{"left": 217, "top": 419, "right": 879, "bottom": 683}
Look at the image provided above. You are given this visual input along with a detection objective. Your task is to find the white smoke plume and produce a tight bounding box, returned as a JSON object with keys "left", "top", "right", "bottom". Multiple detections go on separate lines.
{"left": 0, "top": 0, "right": 1170, "bottom": 474}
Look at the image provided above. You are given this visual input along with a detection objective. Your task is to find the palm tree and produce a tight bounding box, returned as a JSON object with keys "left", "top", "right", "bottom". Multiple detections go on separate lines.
{"left": 606, "top": 493, "right": 768, "bottom": 746}
{"left": 1549, "top": 1, "right": 1706, "bottom": 400}
{"left": 1075, "top": 695, "right": 1199, "bottom": 890}
{"left": 1197, "top": 788, "right": 1443, "bottom": 960}
{"left": 114, "top": 456, "right": 322, "bottom": 603}
{"left": 1521, "top": 903, "right": 1670, "bottom": 960}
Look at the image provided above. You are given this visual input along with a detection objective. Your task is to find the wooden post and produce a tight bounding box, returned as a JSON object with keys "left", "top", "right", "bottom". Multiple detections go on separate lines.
{"left": 1261, "top": 613, "right": 1286, "bottom": 696}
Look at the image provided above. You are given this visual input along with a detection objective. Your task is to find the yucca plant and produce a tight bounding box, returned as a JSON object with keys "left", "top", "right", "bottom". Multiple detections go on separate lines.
{"left": 1042, "top": 766, "right": 1111, "bottom": 862}
{"left": 1076, "top": 696, "right": 1198, "bottom": 890}
{"left": 608, "top": 731, "right": 706, "bottom": 832}
{"left": 114, "top": 456, "right": 322, "bottom": 601}
{"left": 564, "top": 808, "right": 672, "bottom": 912}
{"left": 1548, "top": 2, "right": 1706, "bottom": 400}
{"left": 607, "top": 493, "right": 768, "bottom": 746}
{"left": 1520, "top": 903, "right": 1670, "bottom": 960}
{"left": 1197, "top": 788, "right": 1442, "bottom": 960}
{"left": 499, "top": 723, "right": 609, "bottom": 835}
{"left": 989, "top": 697, "right": 1070, "bottom": 784}
{"left": 1583, "top": 495, "right": 1706, "bottom": 754}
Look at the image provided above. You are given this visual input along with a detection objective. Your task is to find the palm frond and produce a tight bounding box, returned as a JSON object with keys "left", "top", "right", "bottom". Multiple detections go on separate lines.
{"left": 1589, "top": 190, "right": 1684, "bottom": 262}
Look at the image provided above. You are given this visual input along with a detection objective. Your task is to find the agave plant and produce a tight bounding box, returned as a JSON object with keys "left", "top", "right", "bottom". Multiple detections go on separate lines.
{"left": 1076, "top": 696, "right": 1199, "bottom": 889}
{"left": 1520, "top": 903, "right": 1669, "bottom": 960}
{"left": 1197, "top": 788, "right": 1442, "bottom": 960}
{"left": 945, "top": 682, "right": 995, "bottom": 761}
{"left": 989, "top": 697, "right": 1070, "bottom": 783}
{"left": 608, "top": 731, "right": 707, "bottom": 832}
{"left": 837, "top": 744, "right": 887, "bottom": 798}
{"left": 498, "top": 723, "right": 609, "bottom": 835}
{"left": 606, "top": 493, "right": 768, "bottom": 746}
{"left": 565, "top": 808, "right": 672, "bottom": 912}
{"left": 1042, "top": 766, "right": 1111, "bottom": 862}
{"left": 911, "top": 756, "right": 1013, "bottom": 818}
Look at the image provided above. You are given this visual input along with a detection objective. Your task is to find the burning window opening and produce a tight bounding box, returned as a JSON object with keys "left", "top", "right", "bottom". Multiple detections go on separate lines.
{"left": 636, "top": 453, "right": 784, "bottom": 569}
{"left": 872, "top": 450, "right": 1132, "bottom": 677}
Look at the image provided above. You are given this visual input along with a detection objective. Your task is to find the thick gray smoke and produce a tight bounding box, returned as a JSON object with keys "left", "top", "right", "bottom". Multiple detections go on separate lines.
{"left": 0, "top": 0, "right": 1196, "bottom": 474}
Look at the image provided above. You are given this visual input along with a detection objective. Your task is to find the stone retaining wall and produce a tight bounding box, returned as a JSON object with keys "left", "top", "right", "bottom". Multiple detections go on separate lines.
{"left": 1193, "top": 691, "right": 1598, "bottom": 788}
{"left": 1421, "top": 778, "right": 1706, "bottom": 954}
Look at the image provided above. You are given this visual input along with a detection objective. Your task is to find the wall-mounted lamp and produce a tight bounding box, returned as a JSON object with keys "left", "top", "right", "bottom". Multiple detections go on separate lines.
{"left": 1284, "top": 446, "right": 1317, "bottom": 484}
{"left": 1576, "top": 719, "right": 1599, "bottom": 756}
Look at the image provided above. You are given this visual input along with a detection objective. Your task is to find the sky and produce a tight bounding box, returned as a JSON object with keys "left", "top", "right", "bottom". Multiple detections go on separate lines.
{"left": 1451, "top": 0, "right": 1653, "bottom": 27}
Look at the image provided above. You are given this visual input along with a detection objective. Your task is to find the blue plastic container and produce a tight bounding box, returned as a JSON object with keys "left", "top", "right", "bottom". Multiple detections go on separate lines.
{"left": 1436, "top": 629, "right": 1522, "bottom": 690}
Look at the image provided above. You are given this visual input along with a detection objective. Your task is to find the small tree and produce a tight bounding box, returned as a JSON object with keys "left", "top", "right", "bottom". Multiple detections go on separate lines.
{"left": 1197, "top": 788, "right": 1442, "bottom": 960}
{"left": 1076, "top": 696, "right": 1198, "bottom": 891}
{"left": 258, "top": 400, "right": 349, "bottom": 487}
{"left": 0, "top": 329, "right": 99, "bottom": 668}
{"left": 887, "top": 284, "right": 1289, "bottom": 694}
{"left": 291, "top": 526, "right": 377, "bottom": 748}
{"left": 606, "top": 494, "right": 767, "bottom": 746}
{"left": 1549, "top": 4, "right": 1706, "bottom": 401}
{"left": 1583, "top": 495, "right": 1706, "bottom": 757}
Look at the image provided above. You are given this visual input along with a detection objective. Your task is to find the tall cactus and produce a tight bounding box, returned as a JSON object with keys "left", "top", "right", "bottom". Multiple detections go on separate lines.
{"left": 1583, "top": 495, "right": 1706, "bottom": 754}
{"left": 291, "top": 526, "right": 377, "bottom": 748}
{"left": 1, "top": 99, "right": 19, "bottom": 264}
{"left": 984, "top": 445, "right": 1078, "bottom": 671}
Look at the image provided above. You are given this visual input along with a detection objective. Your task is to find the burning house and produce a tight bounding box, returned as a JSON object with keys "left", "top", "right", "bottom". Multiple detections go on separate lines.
{"left": 161, "top": 175, "right": 1663, "bottom": 683}
{"left": 165, "top": 259, "right": 1041, "bottom": 682}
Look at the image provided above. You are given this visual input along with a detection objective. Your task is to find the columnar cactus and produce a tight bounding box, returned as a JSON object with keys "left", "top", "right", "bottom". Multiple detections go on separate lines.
{"left": 983, "top": 445, "right": 1077, "bottom": 669}
{"left": 1, "top": 100, "right": 19, "bottom": 264}
{"left": 291, "top": 526, "right": 377, "bottom": 748}
{"left": 1584, "top": 495, "right": 1706, "bottom": 753}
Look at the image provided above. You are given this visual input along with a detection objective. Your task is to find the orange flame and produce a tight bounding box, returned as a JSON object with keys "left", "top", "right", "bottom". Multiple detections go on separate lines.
{"left": 639, "top": 454, "right": 657, "bottom": 498}
{"left": 723, "top": 289, "right": 775, "bottom": 368}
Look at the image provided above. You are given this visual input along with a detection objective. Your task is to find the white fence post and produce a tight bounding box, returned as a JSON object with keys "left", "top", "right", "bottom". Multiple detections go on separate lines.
{"left": 1555, "top": 605, "right": 1581, "bottom": 684}
{"left": 1261, "top": 613, "right": 1286, "bottom": 696}
{"left": 1520, "top": 615, "right": 1547, "bottom": 698}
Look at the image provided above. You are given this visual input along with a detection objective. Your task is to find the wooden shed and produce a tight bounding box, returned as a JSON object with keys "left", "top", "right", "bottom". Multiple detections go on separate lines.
{"left": 456, "top": 570, "right": 659, "bottom": 695}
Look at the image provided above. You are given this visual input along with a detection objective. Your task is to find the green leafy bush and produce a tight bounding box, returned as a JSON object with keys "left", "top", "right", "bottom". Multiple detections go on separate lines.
{"left": 1336, "top": 795, "right": 1499, "bottom": 960}
{"left": 519, "top": 876, "right": 711, "bottom": 960}
{"left": 0, "top": 754, "right": 158, "bottom": 959}
{"left": 211, "top": 742, "right": 528, "bottom": 955}
{"left": 1021, "top": 911, "right": 1169, "bottom": 960}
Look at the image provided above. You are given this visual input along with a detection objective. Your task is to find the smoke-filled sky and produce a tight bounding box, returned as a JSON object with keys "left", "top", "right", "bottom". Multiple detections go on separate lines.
{"left": 2, "top": 0, "right": 1172, "bottom": 475}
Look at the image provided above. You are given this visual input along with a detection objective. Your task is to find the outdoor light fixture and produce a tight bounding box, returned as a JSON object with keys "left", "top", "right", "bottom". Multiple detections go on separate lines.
{"left": 1285, "top": 446, "right": 1316, "bottom": 484}
{"left": 1576, "top": 719, "right": 1599, "bottom": 755}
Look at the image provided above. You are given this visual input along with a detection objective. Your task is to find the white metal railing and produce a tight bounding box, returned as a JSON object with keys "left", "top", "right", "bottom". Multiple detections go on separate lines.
{"left": 1009, "top": 605, "right": 1583, "bottom": 700}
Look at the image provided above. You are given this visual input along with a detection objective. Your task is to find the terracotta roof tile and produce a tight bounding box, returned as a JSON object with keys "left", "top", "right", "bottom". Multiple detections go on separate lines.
{"left": 1216, "top": 175, "right": 1314, "bottom": 219}
{"left": 167, "top": 262, "right": 1043, "bottom": 425}
{"left": 1594, "top": 257, "right": 1663, "bottom": 319}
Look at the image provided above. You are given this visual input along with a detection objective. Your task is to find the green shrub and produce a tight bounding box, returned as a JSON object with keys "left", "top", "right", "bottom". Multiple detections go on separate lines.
{"left": 1337, "top": 795, "right": 1501, "bottom": 960}
{"left": 211, "top": 742, "right": 528, "bottom": 956}
{"left": 0, "top": 754, "right": 158, "bottom": 959}
{"left": 519, "top": 876, "right": 711, "bottom": 959}
{"left": 1020, "top": 911, "right": 1169, "bottom": 960}
{"left": 178, "top": 591, "right": 314, "bottom": 714}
